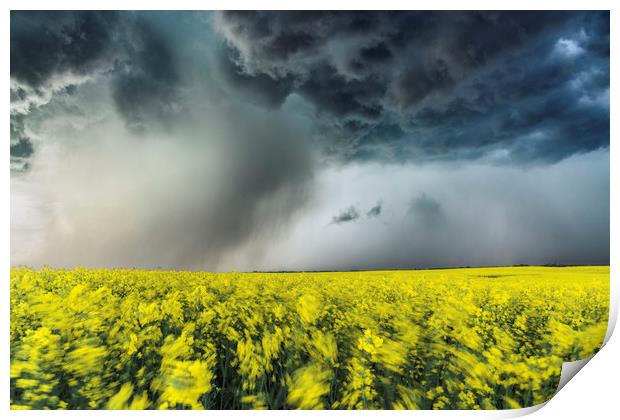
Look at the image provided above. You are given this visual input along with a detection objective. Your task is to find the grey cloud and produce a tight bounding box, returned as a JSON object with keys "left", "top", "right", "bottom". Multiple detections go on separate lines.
{"left": 151, "top": 111, "right": 316, "bottom": 268}
{"left": 409, "top": 193, "right": 442, "bottom": 225}
{"left": 331, "top": 206, "right": 360, "bottom": 224}
{"left": 11, "top": 96, "right": 317, "bottom": 270}
{"left": 366, "top": 202, "right": 382, "bottom": 218}
{"left": 269, "top": 151, "right": 609, "bottom": 271}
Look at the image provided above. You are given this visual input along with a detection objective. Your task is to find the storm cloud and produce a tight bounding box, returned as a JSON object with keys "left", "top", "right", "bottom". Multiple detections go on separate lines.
{"left": 10, "top": 11, "right": 609, "bottom": 270}
{"left": 10, "top": 11, "right": 122, "bottom": 88}
{"left": 216, "top": 11, "right": 609, "bottom": 163}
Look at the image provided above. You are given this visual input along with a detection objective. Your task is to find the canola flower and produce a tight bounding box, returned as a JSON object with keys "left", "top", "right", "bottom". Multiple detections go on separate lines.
{"left": 10, "top": 266, "right": 609, "bottom": 410}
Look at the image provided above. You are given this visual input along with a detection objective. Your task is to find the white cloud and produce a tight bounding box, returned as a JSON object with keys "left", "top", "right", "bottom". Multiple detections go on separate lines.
{"left": 553, "top": 38, "right": 585, "bottom": 58}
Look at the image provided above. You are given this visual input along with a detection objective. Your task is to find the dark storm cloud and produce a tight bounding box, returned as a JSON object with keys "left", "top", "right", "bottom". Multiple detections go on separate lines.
{"left": 11, "top": 11, "right": 609, "bottom": 167}
{"left": 110, "top": 19, "right": 182, "bottom": 132}
{"left": 9, "top": 11, "right": 117, "bottom": 157}
{"left": 10, "top": 137, "right": 33, "bottom": 159}
{"left": 216, "top": 48, "right": 295, "bottom": 108}
{"left": 216, "top": 11, "right": 609, "bottom": 163}
{"left": 366, "top": 202, "right": 382, "bottom": 218}
{"left": 331, "top": 206, "right": 360, "bottom": 224}
{"left": 10, "top": 11, "right": 184, "bottom": 134}
{"left": 10, "top": 11, "right": 122, "bottom": 88}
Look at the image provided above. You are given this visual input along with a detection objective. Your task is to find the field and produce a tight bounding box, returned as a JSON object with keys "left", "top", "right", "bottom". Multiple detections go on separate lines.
{"left": 10, "top": 266, "right": 609, "bottom": 410}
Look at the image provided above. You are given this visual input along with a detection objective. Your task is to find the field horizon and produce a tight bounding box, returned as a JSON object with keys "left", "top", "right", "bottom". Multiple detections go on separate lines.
{"left": 9, "top": 264, "right": 610, "bottom": 275}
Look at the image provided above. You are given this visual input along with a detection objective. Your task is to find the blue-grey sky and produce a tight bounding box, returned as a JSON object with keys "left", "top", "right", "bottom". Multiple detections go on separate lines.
{"left": 10, "top": 11, "right": 609, "bottom": 270}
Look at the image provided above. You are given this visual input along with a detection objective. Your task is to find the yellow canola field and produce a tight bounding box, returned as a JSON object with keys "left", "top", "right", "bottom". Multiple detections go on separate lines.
{"left": 10, "top": 266, "right": 609, "bottom": 410}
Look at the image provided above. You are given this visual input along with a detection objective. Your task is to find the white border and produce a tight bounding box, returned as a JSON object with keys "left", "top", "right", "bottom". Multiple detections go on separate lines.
{"left": 2, "top": 2, "right": 617, "bottom": 419}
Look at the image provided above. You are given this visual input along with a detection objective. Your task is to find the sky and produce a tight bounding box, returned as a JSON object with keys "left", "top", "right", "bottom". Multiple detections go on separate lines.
{"left": 10, "top": 11, "right": 610, "bottom": 271}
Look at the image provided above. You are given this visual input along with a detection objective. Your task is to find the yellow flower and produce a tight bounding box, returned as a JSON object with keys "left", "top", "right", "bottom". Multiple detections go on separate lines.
{"left": 287, "top": 364, "right": 331, "bottom": 409}
{"left": 107, "top": 383, "right": 134, "bottom": 409}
